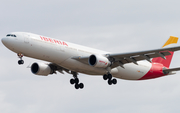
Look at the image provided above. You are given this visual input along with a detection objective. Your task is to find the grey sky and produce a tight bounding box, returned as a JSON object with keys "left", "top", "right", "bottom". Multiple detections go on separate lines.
{"left": 1, "top": 0, "right": 180, "bottom": 113}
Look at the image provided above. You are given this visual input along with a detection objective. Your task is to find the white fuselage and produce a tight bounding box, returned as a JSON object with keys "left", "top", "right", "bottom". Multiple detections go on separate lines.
{"left": 2, "top": 32, "right": 153, "bottom": 80}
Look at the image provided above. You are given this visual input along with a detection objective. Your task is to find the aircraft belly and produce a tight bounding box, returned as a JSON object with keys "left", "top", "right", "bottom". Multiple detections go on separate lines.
{"left": 112, "top": 61, "right": 152, "bottom": 80}
{"left": 59, "top": 58, "right": 107, "bottom": 75}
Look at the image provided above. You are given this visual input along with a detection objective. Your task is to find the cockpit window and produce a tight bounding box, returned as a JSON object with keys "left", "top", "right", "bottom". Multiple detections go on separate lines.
{"left": 6, "top": 34, "right": 16, "bottom": 37}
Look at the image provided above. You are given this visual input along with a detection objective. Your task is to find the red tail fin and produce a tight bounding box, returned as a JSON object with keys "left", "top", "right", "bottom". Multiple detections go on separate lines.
{"left": 152, "top": 36, "right": 178, "bottom": 68}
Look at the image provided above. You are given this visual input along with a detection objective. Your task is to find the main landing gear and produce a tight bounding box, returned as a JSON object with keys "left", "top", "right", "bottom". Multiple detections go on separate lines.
{"left": 103, "top": 73, "right": 117, "bottom": 85}
{"left": 17, "top": 53, "right": 24, "bottom": 65}
{"left": 70, "top": 72, "right": 84, "bottom": 89}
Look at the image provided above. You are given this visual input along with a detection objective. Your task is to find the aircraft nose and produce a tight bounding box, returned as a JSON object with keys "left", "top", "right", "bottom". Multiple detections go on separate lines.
{"left": 1, "top": 37, "right": 8, "bottom": 46}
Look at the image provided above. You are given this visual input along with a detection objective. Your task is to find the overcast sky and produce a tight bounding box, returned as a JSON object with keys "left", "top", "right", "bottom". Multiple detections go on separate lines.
{"left": 1, "top": 0, "right": 180, "bottom": 113}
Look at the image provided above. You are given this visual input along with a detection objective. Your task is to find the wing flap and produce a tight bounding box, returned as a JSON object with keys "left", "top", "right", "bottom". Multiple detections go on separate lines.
{"left": 118, "top": 51, "right": 171, "bottom": 63}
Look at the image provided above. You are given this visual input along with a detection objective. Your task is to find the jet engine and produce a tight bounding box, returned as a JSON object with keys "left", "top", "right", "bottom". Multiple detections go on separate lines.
{"left": 31, "top": 62, "right": 52, "bottom": 76}
{"left": 88, "top": 54, "right": 111, "bottom": 68}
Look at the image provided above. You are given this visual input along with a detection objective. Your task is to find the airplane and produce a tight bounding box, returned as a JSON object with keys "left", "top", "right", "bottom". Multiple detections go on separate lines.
{"left": 2, "top": 32, "right": 180, "bottom": 89}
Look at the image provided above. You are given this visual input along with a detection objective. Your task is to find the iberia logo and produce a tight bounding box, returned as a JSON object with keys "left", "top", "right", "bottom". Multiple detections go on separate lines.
{"left": 99, "top": 60, "right": 108, "bottom": 65}
{"left": 40, "top": 36, "right": 68, "bottom": 46}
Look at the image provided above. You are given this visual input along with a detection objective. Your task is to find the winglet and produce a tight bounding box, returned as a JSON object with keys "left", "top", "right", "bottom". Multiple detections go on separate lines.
{"left": 152, "top": 36, "right": 178, "bottom": 68}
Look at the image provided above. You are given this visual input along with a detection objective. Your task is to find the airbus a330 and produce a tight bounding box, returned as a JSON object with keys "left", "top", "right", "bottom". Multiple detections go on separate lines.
{"left": 2, "top": 32, "right": 180, "bottom": 89}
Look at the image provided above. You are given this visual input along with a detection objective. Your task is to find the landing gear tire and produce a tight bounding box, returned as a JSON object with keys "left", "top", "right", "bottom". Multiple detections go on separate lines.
{"left": 70, "top": 79, "right": 75, "bottom": 84}
{"left": 107, "top": 74, "right": 112, "bottom": 80}
{"left": 79, "top": 83, "right": 84, "bottom": 89}
{"left": 103, "top": 73, "right": 117, "bottom": 85}
{"left": 112, "top": 79, "right": 117, "bottom": 84}
{"left": 18, "top": 60, "right": 24, "bottom": 65}
{"left": 17, "top": 53, "right": 24, "bottom": 65}
{"left": 108, "top": 79, "right": 112, "bottom": 85}
{"left": 70, "top": 75, "right": 84, "bottom": 89}
{"left": 103, "top": 74, "right": 108, "bottom": 80}
{"left": 75, "top": 83, "right": 79, "bottom": 89}
{"left": 74, "top": 78, "right": 79, "bottom": 84}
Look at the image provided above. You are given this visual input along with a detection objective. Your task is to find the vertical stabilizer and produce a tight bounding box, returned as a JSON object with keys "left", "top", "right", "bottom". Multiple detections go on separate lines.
{"left": 152, "top": 36, "right": 178, "bottom": 68}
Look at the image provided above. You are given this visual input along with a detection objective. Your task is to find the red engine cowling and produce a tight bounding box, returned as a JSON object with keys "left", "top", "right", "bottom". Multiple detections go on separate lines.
{"left": 31, "top": 62, "right": 52, "bottom": 76}
{"left": 88, "top": 54, "right": 111, "bottom": 68}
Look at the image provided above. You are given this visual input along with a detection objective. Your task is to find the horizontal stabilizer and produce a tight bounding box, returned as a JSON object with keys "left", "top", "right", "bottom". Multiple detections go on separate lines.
{"left": 163, "top": 67, "right": 180, "bottom": 74}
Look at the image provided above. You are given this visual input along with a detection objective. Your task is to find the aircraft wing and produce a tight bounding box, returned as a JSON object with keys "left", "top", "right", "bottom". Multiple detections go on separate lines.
{"left": 107, "top": 46, "right": 180, "bottom": 68}
{"left": 108, "top": 46, "right": 180, "bottom": 64}
{"left": 72, "top": 46, "right": 180, "bottom": 68}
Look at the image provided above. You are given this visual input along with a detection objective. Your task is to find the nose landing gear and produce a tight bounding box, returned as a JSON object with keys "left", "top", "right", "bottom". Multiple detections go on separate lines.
{"left": 17, "top": 53, "right": 24, "bottom": 65}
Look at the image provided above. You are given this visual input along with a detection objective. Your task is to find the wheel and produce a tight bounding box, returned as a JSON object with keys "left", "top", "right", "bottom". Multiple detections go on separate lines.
{"left": 74, "top": 78, "right": 79, "bottom": 84}
{"left": 108, "top": 79, "right": 112, "bottom": 85}
{"left": 79, "top": 83, "right": 84, "bottom": 89}
{"left": 21, "top": 60, "right": 24, "bottom": 64}
{"left": 70, "top": 79, "right": 75, "bottom": 84}
{"left": 108, "top": 74, "right": 112, "bottom": 80}
{"left": 18, "top": 60, "right": 24, "bottom": 65}
{"left": 75, "top": 84, "right": 79, "bottom": 89}
{"left": 112, "top": 79, "right": 117, "bottom": 84}
{"left": 103, "top": 74, "right": 108, "bottom": 80}
{"left": 18, "top": 60, "right": 21, "bottom": 65}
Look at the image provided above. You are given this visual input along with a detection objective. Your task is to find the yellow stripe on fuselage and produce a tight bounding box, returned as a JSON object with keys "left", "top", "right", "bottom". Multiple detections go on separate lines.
{"left": 162, "top": 36, "right": 178, "bottom": 48}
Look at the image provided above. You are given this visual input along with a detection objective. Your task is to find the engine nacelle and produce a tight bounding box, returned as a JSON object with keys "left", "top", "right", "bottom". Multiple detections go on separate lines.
{"left": 31, "top": 62, "right": 52, "bottom": 76}
{"left": 88, "top": 54, "right": 111, "bottom": 68}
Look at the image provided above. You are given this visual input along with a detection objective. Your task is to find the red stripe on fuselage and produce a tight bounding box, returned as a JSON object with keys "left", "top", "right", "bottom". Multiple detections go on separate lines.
{"left": 139, "top": 63, "right": 165, "bottom": 80}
